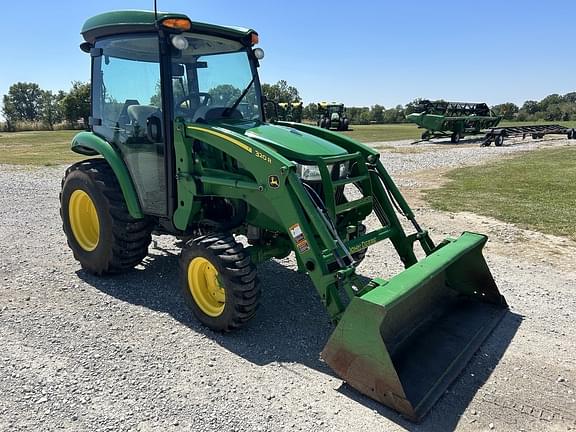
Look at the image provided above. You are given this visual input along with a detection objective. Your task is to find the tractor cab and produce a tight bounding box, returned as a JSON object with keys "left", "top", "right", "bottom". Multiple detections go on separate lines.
{"left": 81, "top": 11, "right": 264, "bottom": 215}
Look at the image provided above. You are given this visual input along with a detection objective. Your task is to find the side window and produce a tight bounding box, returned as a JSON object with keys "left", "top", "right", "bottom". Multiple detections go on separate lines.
{"left": 92, "top": 35, "right": 166, "bottom": 215}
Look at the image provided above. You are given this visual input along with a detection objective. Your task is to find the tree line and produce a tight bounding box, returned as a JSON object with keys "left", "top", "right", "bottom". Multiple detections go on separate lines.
{"left": 261, "top": 81, "right": 576, "bottom": 124}
{"left": 2, "top": 78, "right": 575, "bottom": 131}
{"left": 1, "top": 82, "right": 90, "bottom": 131}
{"left": 491, "top": 93, "right": 576, "bottom": 121}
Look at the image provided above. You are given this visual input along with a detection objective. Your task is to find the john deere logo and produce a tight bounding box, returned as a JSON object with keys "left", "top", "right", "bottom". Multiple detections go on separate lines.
{"left": 268, "top": 175, "right": 280, "bottom": 189}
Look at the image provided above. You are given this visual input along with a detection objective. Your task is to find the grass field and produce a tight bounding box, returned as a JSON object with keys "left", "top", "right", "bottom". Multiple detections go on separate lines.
{"left": 343, "top": 124, "right": 421, "bottom": 142}
{"left": 1, "top": 119, "right": 575, "bottom": 166}
{"left": 0, "top": 130, "right": 81, "bottom": 166}
{"left": 424, "top": 146, "right": 576, "bottom": 240}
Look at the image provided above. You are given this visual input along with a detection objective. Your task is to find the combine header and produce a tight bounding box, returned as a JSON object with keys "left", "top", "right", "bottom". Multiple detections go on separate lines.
{"left": 60, "top": 9, "right": 508, "bottom": 421}
{"left": 407, "top": 100, "right": 502, "bottom": 143}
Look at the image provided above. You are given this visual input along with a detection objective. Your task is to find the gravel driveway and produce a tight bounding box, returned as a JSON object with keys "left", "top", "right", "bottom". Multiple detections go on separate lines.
{"left": 1, "top": 136, "right": 575, "bottom": 431}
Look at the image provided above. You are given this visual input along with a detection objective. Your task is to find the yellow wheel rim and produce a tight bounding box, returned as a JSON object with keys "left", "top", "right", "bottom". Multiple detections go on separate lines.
{"left": 68, "top": 190, "right": 100, "bottom": 252}
{"left": 187, "top": 257, "right": 225, "bottom": 317}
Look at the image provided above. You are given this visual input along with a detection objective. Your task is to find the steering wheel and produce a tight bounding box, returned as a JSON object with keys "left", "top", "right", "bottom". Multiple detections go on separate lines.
{"left": 174, "top": 92, "right": 212, "bottom": 116}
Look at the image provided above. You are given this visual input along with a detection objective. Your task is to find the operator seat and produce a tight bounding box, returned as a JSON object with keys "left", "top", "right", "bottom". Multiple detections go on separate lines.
{"left": 127, "top": 105, "right": 162, "bottom": 140}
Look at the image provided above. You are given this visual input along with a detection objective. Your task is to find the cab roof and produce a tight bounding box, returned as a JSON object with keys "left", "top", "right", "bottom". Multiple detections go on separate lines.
{"left": 81, "top": 10, "right": 256, "bottom": 45}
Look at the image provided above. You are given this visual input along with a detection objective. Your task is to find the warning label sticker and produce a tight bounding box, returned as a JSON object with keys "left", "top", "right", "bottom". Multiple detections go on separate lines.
{"left": 289, "top": 224, "right": 310, "bottom": 253}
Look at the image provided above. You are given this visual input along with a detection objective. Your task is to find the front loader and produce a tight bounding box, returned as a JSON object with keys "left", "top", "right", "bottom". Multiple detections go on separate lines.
{"left": 60, "top": 10, "right": 508, "bottom": 421}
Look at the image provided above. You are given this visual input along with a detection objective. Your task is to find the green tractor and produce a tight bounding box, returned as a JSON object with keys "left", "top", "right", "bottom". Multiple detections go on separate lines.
{"left": 60, "top": 10, "right": 508, "bottom": 421}
{"left": 275, "top": 101, "right": 303, "bottom": 123}
{"left": 317, "top": 102, "right": 349, "bottom": 131}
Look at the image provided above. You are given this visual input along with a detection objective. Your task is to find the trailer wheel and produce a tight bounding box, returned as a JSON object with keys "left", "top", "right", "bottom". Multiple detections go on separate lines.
{"left": 421, "top": 131, "right": 430, "bottom": 140}
{"left": 568, "top": 129, "right": 574, "bottom": 140}
{"left": 179, "top": 233, "right": 260, "bottom": 332}
{"left": 494, "top": 135, "right": 504, "bottom": 146}
{"left": 451, "top": 132, "right": 461, "bottom": 143}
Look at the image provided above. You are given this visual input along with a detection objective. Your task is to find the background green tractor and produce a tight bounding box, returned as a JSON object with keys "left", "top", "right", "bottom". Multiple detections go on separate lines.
{"left": 317, "top": 102, "right": 349, "bottom": 131}
{"left": 60, "top": 10, "right": 508, "bottom": 421}
{"left": 275, "top": 101, "right": 303, "bottom": 123}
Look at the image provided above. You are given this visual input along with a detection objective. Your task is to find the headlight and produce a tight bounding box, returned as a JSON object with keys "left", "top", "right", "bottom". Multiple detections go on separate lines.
{"left": 296, "top": 164, "right": 322, "bottom": 181}
{"left": 337, "top": 162, "right": 349, "bottom": 178}
{"left": 295, "top": 162, "right": 349, "bottom": 182}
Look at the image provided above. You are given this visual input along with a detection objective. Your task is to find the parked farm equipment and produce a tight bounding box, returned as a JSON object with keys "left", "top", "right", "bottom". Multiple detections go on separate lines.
{"left": 407, "top": 100, "right": 502, "bottom": 143}
{"left": 482, "top": 124, "right": 576, "bottom": 146}
{"left": 60, "top": 10, "right": 508, "bottom": 422}
{"left": 276, "top": 101, "right": 303, "bottom": 123}
{"left": 317, "top": 102, "right": 350, "bottom": 131}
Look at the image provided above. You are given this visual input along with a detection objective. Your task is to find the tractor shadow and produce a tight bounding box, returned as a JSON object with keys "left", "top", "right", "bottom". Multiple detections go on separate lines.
{"left": 78, "top": 244, "right": 521, "bottom": 432}
{"left": 76, "top": 246, "right": 335, "bottom": 374}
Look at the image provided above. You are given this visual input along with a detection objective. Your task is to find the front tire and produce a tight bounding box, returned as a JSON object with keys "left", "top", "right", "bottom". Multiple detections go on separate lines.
{"left": 179, "top": 234, "right": 260, "bottom": 332}
{"left": 60, "top": 159, "right": 152, "bottom": 275}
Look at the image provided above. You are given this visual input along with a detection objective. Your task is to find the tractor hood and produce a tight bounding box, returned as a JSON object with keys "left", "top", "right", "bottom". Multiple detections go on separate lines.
{"left": 216, "top": 122, "right": 347, "bottom": 161}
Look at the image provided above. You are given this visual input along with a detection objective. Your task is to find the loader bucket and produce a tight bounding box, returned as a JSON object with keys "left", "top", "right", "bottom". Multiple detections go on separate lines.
{"left": 322, "top": 232, "right": 507, "bottom": 421}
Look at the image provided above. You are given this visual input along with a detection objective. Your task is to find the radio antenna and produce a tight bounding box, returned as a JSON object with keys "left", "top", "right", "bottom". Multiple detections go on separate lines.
{"left": 154, "top": 0, "right": 158, "bottom": 22}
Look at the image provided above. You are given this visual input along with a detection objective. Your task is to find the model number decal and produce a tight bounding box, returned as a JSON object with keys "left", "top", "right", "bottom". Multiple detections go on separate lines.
{"left": 349, "top": 238, "right": 377, "bottom": 253}
{"left": 255, "top": 150, "right": 272, "bottom": 164}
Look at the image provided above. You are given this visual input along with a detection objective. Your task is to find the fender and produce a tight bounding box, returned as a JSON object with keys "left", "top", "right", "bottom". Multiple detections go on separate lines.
{"left": 71, "top": 132, "right": 144, "bottom": 219}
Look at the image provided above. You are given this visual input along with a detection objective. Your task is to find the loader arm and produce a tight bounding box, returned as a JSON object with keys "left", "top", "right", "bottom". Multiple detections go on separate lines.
{"left": 174, "top": 121, "right": 374, "bottom": 317}
{"left": 175, "top": 120, "right": 508, "bottom": 420}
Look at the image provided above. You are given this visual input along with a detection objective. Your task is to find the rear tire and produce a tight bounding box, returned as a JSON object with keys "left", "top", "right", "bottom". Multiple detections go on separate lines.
{"left": 60, "top": 159, "right": 152, "bottom": 275}
{"left": 494, "top": 135, "right": 504, "bottom": 146}
{"left": 179, "top": 233, "right": 260, "bottom": 332}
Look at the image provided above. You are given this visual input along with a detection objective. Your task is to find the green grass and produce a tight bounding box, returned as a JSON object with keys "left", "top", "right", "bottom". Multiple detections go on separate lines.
{"left": 0, "top": 130, "right": 81, "bottom": 166}
{"left": 1, "top": 120, "right": 574, "bottom": 166}
{"left": 343, "top": 124, "right": 420, "bottom": 142}
{"left": 424, "top": 147, "right": 576, "bottom": 240}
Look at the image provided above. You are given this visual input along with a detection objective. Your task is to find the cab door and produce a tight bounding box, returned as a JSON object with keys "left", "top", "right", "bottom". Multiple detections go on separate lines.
{"left": 91, "top": 34, "right": 167, "bottom": 216}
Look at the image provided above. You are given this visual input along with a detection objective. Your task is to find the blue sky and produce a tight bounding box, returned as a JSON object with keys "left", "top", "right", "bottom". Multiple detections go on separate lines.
{"left": 1, "top": 0, "right": 575, "bottom": 111}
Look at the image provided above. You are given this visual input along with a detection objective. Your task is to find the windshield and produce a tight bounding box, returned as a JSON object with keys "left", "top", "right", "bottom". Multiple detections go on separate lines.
{"left": 170, "top": 33, "right": 261, "bottom": 123}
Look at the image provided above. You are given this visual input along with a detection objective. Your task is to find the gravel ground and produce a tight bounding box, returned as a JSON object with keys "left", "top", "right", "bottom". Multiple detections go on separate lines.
{"left": 377, "top": 134, "right": 575, "bottom": 176}
{"left": 1, "top": 136, "right": 575, "bottom": 431}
